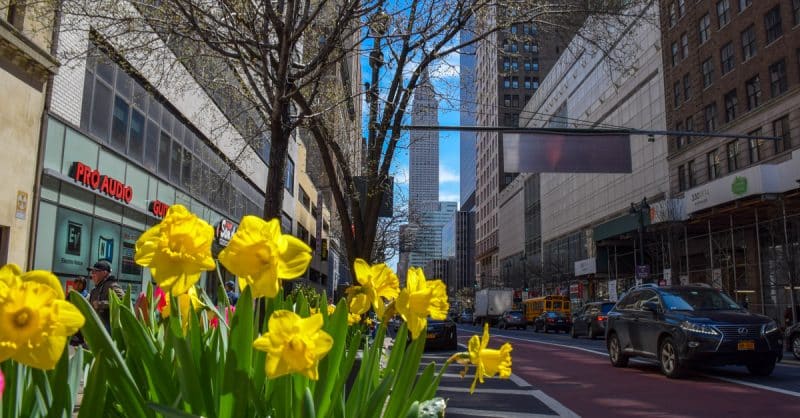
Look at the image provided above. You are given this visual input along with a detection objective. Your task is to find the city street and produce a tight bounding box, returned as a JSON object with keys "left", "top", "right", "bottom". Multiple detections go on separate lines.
{"left": 429, "top": 324, "right": 800, "bottom": 417}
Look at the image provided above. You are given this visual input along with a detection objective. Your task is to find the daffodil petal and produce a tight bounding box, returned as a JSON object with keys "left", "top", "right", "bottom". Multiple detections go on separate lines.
{"left": 21, "top": 270, "right": 64, "bottom": 298}
{"left": 277, "top": 236, "right": 312, "bottom": 278}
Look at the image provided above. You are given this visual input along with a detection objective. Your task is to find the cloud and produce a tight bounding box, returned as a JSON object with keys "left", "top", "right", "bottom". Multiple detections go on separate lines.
{"left": 394, "top": 167, "right": 409, "bottom": 184}
{"left": 439, "top": 165, "right": 459, "bottom": 183}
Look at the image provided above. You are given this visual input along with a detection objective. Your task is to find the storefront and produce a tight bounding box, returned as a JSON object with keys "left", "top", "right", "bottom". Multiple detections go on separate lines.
{"left": 33, "top": 117, "right": 236, "bottom": 297}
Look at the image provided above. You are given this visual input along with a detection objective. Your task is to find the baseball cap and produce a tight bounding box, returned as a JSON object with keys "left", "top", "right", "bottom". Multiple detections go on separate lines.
{"left": 225, "top": 281, "right": 235, "bottom": 288}
{"left": 88, "top": 260, "right": 112, "bottom": 273}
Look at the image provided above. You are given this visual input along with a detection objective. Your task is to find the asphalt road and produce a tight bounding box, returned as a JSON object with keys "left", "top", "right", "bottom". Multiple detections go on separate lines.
{"left": 445, "top": 324, "right": 800, "bottom": 417}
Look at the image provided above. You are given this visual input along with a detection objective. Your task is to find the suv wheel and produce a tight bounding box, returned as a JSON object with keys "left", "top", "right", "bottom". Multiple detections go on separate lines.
{"left": 747, "top": 357, "right": 776, "bottom": 376}
{"left": 791, "top": 333, "right": 800, "bottom": 361}
{"left": 608, "top": 333, "right": 629, "bottom": 367}
{"left": 659, "top": 337, "right": 684, "bottom": 378}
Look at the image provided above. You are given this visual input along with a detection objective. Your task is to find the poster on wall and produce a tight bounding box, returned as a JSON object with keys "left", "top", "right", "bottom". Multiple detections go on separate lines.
{"left": 91, "top": 218, "right": 121, "bottom": 275}
{"left": 120, "top": 227, "right": 143, "bottom": 280}
{"left": 54, "top": 208, "right": 94, "bottom": 276}
{"left": 608, "top": 279, "right": 618, "bottom": 302}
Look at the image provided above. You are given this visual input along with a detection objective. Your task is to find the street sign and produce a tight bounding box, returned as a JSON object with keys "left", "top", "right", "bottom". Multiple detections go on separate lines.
{"left": 636, "top": 265, "right": 649, "bottom": 280}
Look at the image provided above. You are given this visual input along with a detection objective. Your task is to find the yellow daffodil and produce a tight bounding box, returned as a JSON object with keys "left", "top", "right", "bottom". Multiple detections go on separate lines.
{"left": 345, "top": 259, "right": 399, "bottom": 318}
{"left": 253, "top": 310, "right": 333, "bottom": 380}
{"left": 327, "top": 304, "right": 336, "bottom": 316}
{"left": 134, "top": 205, "right": 215, "bottom": 295}
{"left": 347, "top": 312, "right": 361, "bottom": 325}
{"left": 218, "top": 217, "right": 311, "bottom": 299}
{"left": 161, "top": 286, "right": 204, "bottom": 332}
{"left": 466, "top": 323, "right": 512, "bottom": 393}
{"left": 0, "top": 264, "right": 85, "bottom": 370}
{"left": 395, "top": 267, "right": 449, "bottom": 340}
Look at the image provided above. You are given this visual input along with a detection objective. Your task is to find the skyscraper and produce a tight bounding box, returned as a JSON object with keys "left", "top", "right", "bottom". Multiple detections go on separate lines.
{"left": 408, "top": 67, "right": 439, "bottom": 217}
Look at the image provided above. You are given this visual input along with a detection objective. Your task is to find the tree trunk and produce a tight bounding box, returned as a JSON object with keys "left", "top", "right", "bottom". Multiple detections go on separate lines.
{"left": 263, "top": 102, "right": 293, "bottom": 221}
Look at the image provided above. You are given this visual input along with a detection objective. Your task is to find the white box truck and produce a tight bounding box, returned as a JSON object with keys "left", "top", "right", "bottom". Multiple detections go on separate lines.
{"left": 473, "top": 289, "right": 513, "bottom": 326}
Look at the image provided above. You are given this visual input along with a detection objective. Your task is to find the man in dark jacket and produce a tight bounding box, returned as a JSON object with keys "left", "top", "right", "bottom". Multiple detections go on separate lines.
{"left": 87, "top": 260, "right": 125, "bottom": 331}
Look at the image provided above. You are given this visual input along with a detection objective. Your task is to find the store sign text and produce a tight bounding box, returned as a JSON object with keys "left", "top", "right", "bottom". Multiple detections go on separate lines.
{"left": 71, "top": 162, "right": 133, "bottom": 204}
{"left": 149, "top": 200, "right": 170, "bottom": 218}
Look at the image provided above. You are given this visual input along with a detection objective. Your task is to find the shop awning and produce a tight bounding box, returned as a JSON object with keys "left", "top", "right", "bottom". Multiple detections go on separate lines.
{"left": 593, "top": 213, "right": 651, "bottom": 242}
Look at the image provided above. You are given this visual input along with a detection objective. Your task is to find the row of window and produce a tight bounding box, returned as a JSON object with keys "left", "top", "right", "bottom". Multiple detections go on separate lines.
{"left": 81, "top": 44, "right": 267, "bottom": 220}
{"left": 502, "top": 57, "right": 540, "bottom": 73}
{"left": 673, "top": 52, "right": 795, "bottom": 140}
{"left": 502, "top": 39, "right": 539, "bottom": 55}
{"left": 676, "top": 115, "right": 791, "bottom": 192}
{"left": 502, "top": 77, "right": 539, "bottom": 92}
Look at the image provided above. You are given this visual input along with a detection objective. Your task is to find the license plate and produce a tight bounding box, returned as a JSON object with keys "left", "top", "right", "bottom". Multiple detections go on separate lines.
{"left": 427, "top": 333, "right": 436, "bottom": 339}
{"left": 737, "top": 340, "right": 755, "bottom": 351}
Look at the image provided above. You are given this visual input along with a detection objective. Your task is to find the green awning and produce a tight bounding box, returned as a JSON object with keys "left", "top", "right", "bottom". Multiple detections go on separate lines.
{"left": 593, "top": 213, "right": 651, "bottom": 242}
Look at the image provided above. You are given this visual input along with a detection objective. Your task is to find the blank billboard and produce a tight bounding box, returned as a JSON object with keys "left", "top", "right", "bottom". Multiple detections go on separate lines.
{"left": 502, "top": 132, "right": 632, "bottom": 173}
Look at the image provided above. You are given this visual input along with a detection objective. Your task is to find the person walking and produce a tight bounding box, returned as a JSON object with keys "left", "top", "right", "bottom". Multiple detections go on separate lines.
{"left": 87, "top": 260, "right": 124, "bottom": 332}
{"left": 225, "top": 281, "right": 239, "bottom": 306}
{"left": 73, "top": 276, "right": 89, "bottom": 298}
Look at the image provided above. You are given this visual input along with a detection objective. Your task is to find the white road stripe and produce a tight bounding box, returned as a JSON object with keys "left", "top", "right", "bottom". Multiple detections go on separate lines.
{"left": 704, "top": 376, "right": 800, "bottom": 398}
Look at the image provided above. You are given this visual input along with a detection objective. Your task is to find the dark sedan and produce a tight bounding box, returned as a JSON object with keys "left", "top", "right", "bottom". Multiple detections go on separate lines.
{"left": 497, "top": 310, "right": 527, "bottom": 330}
{"left": 534, "top": 311, "right": 571, "bottom": 333}
{"left": 424, "top": 319, "right": 458, "bottom": 350}
{"left": 571, "top": 301, "right": 615, "bottom": 339}
{"left": 606, "top": 285, "right": 783, "bottom": 378}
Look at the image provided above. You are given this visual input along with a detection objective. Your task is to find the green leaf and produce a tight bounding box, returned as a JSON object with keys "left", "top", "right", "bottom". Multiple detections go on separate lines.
{"left": 69, "top": 291, "right": 151, "bottom": 418}
{"left": 303, "top": 387, "right": 316, "bottom": 418}
{"left": 77, "top": 362, "right": 108, "bottom": 418}
{"left": 221, "top": 287, "right": 254, "bottom": 418}
{"left": 404, "top": 401, "right": 420, "bottom": 418}
{"left": 147, "top": 403, "right": 204, "bottom": 418}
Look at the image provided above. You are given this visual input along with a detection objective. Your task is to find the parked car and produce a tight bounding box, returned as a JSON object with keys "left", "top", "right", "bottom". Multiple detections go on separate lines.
{"left": 497, "top": 310, "right": 527, "bottom": 330}
{"left": 423, "top": 319, "right": 458, "bottom": 350}
{"left": 606, "top": 284, "right": 783, "bottom": 378}
{"left": 787, "top": 322, "right": 800, "bottom": 361}
{"left": 459, "top": 310, "right": 474, "bottom": 324}
{"left": 533, "top": 311, "right": 571, "bottom": 333}
{"left": 571, "top": 301, "right": 616, "bottom": 339}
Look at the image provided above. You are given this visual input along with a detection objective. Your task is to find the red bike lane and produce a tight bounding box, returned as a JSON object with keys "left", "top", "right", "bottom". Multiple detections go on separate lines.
{"left": 491, "top": 336, "right": 800, "bottom": 417}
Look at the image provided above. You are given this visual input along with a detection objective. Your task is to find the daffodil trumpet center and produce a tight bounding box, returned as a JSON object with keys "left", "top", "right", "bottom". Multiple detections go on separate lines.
{"left": 13, "top": 308, "right": 33, "bottom": 329}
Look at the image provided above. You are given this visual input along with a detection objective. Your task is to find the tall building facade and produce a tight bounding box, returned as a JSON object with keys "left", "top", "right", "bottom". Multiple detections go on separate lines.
{"left": 1, "top": 4, "right": 58, "bottom": 268}
{"left": 460, "top": 24, "right": 477, "bottom": 212}
{"left": 659, "top": 0, "right": 800, "bottom": 320}
{"left": 520, "top": 3, "right": 668, "bottom": 302}
{"left": 408, "top": 201, "right": 458, "bottom": 268}
{"left": 409, "top": 68, "right": 439, "bottom": 217}
{"left": 474, "top": 19, "right": 567, "bottom": 288}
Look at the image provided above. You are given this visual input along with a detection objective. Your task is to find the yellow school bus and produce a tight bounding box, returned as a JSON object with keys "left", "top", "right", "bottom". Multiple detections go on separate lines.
{"left": 523, "top": 295, "right": 571, "bottom": 324}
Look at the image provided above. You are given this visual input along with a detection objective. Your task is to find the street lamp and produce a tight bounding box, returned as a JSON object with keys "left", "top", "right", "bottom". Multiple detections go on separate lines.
{"left": 630, "top": 197, "right": 650, "bottom": 282}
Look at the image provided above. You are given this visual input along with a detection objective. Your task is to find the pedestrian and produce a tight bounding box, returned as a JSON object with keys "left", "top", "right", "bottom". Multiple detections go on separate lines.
{"left": 225, "top": 281, "right": 239, "bottom": 306}
{"left": 73, "top": 276, "right": 89, "bottom": 298}
{"left": 87, "top": 260, "right": 125, "bottom": 332}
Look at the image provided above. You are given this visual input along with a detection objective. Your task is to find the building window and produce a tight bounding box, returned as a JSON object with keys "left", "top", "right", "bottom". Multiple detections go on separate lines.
{"left": 5, "top": 1, "right": 26, "bottom": 30}
{"left": 503, "top": 77, "right": 510, "bottom": 88}
{"left": 704, "top": 102, "right": 717, "bottom": 132}
{"left": 794, "top": 0, "right": 800, "bottom": 26}
{"left": 504, "top": 94, "right": 511, "bottom": 107}
{"left": 773, "top": 115, "right": 791, "bottom": 153}
{"left": 511, "top": 59, "right": 519, "bottom": 72}
{"left": 769, "top": 59, "right": 787, "bottom": 97}
{"left": 687, "top": 160, "right": 695, "bottom": 187}
{"left": 699, "top": 14, "right": 711, "bottom": 44}
{"left": 685, "top": 116, "right": 694, "bottom": 144}
{"left": 280, "top": 211, "right": 292, "bottom": 234}
{"left": 745, "top": 75, "right": 761, "bottom": 110}
{"left": 681, "top": 33, "right": 689, "bottom": 59}
{"left": 683, "top": 73, "right": 691, "bottom": 100}
{"left": 726, "top": 141, "right": 740, "bottom": 172}
{"left": 741, "top": 25, "right": 757, "bottom": 61}
{"left": 669, "top": 2, "right": 677, "bottom": 27}
{"left": 707, "top": 149, "right": 722, "bottom": 180}
{"left": 702, "top": 58, "right": 714, "bottom": 87}
{"left": 503, "top": 58, "right": 510, "bottom": 72}
{"left": 512, "top": 95, "right": 519, "bottom": 107}
{"left": 524, "top": 77, "right": 532, "bottom": 89}
{"left": 285, "top": 157, "right": 295, "bottom": 195}
{"left": 533, "top": 59, "right": 539, "bottom": 72}
{"left": 724, "top": 89, "right": 737, "bottom": 122}
{"left": 671, "top": 42, "right": 679, "bottom": 66}
{"left": 678, "top": 0, "right": 686, "bottom": 16}
{"left": 532, "top": 77, "right": 540, "bottom": 90}
{"left": 524, "top": 60, "right": 531, "bottom": 72}
{"left": 678, "top": 165, "right": 687, "bottom": 191}
{"left": 748, "top": 130, "right": 762, "bottom": 164}
{"left": 675, "top": 121, "right": 684, "bottom": 149}
{"left": 717, "top": 0, "right": 731, "bottom": 27}
{"left": 299, "top": 186, "right": 311, "bottom": 209}
{"left": 739, "top": 0, "right": 751, "bottom": 12}
{"left": 511, "top": 76, "right": 519, "bottom": 88}
{"left": 765, "top": 6, "right": 783, "bottom": 44}
{"left": 720, "top": 42, "right": 735, "bottom": 74}
{"left": 673, "top": 81, "right": 681, "bottom": 108}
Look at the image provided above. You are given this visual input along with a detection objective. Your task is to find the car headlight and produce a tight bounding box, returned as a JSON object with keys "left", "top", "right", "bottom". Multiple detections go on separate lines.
{"left": 680, "top": 321, "right": 720, "bottom": 336}
{"left": 762, "top": 321, "right": 779, "bottom": 335}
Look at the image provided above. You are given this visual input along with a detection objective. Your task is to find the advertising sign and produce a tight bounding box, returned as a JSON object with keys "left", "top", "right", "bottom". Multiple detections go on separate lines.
{"left": 636, "top": 265, "right": 650, "bottom": 280}
{"left": 574, "top": 258, "right": 596, "bottom": 276}
{"left": 54, "top": 208, "right": 94, "bottom": 276}
{"left": 16, "top": 190, "right": 28, "bottom": 220}
{"left": 663, "top": 268, "right": 672, "bottom": 286}
{"left": 91, "top": 218, "right": 121, "bottom": 273}
{"left": 711, "top": 268, "right": 722, "bottom": 289}
{"left": 215, "top": 219, "right": 238, "bottom": 247}
{"left": 502, "top": 131, "right": 632, "bottom": 173}
{"left": 70, "top": 162, "right": 134, "bottom": 204}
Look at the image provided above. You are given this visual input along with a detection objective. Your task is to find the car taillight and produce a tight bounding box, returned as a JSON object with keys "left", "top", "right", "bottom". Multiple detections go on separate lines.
{"left": 547, "top": 318, "right": 554, "bottom": 323}
{"left": 597, "top": 315, "right": 606, "bottom": 321}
